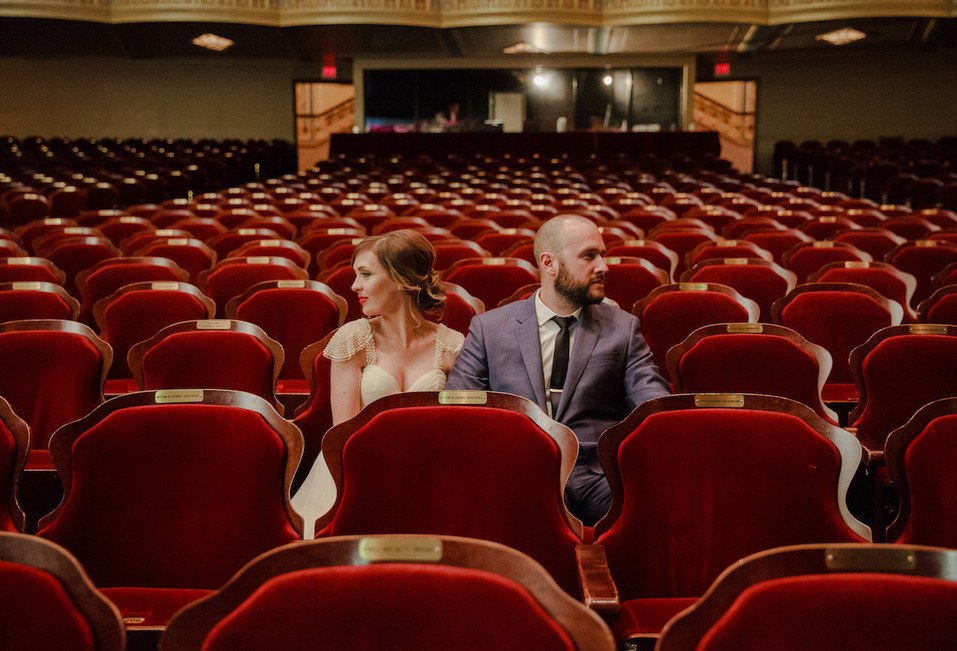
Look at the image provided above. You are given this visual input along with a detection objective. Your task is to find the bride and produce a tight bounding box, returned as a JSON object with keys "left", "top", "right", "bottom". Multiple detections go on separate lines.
{"left": 292, "top": 229, "right": 464, "bottom": 533}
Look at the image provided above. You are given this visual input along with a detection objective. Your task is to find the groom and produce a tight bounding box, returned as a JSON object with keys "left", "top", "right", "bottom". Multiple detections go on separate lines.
{"left": 445, "top": 214, "right": 670, "bottom": 525}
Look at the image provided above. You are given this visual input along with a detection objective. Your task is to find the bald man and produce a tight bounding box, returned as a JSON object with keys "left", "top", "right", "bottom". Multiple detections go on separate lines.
{"left": 445, "top": 214, "right": 669, "bottom": 525}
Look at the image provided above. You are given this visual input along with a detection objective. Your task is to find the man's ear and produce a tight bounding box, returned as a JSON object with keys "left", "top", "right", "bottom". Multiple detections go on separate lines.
{"left": 539, "top": 252, "right": 557, "bottom": 276}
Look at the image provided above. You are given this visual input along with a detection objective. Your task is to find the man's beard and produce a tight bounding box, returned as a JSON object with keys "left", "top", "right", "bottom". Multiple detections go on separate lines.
{"left": 555, "top": 260, "right": 605, "bottom": 306}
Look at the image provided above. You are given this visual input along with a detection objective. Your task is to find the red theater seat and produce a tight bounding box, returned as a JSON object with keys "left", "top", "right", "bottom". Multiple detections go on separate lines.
{"left": 311, "top": 391, "right": 586, "bottom": 597}
{"left": 0, "top": 532, "right": 125, "bottom": 651}
{"left": 225, "top": 280, "right": 346, "bottom": 381}
{"left": 0, "top": 398, "right": 28, "bottom": 532}
{"left": 94, "top": 281, "right": 215, "bottom": 382}
{"left": 918, "top": 285, "right": 957, "bottom": 323}
{"left": 0, "top": 281, "right": 79, "bottom": 323}
{"left": 588, "top": 394, "right": 869, "bottom": 646}
{"left": 133, "top": 237, "right": 217, "bottom": 284}
{"left": 199, "top": 256, "right": 308, "bottom": 318}
{"left": 606, "top": 240, "right": 679, "bottom": 281}
{"left": 809, "top": 260, "right": 919, "bottom": 323}
{"left": 885, "top": 240, "right": 957, "bottom": 307}
{"left": 36, "top": 390, "right": 303, "bottom": 630}
{"left": 886, "top": 398, "right": 957, "bottom": 547}
{"left": 632, "top": 283, "right": 760, "bottom": 382}
{"left": 74, "top": 256, "right": 190, "bottom": 325}
{"left": 440, "top": 282, "right": 484, "bottom": 336}
{"left": 666, "top": 323, "right": 838, "bottom": 424}
{"left": 682, "top": 258, "right": 797, "bottom": 322}
{"left": 848, "top": 324, "right": 957, "bottom": 457}
{"left": 0, "top": 320, "right": 110, "bottom": 457}
{"left": 773, "top": 282, "right": 903, "bottom": 392}
{"left": 782, "top": 241, "right": 872, "bottom": 283}
{"left": 160, "top": 535, "right": 614, "bottom": 651}
{"left": 657, "top": 543, "right": 957, "bottom": 651}
{"left": 602, "top": 256, "right": 668, "bottom": 310}
{"left": 443, "top": 258, "right": 540, "bottom": 314}
{"left": 129, "top": 319, "right": 285, "bottom": 414}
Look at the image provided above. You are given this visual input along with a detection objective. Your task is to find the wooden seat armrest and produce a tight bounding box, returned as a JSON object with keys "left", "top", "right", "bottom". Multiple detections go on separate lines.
{"left": 576, "top": 543, "right": 620, "bottom": 617}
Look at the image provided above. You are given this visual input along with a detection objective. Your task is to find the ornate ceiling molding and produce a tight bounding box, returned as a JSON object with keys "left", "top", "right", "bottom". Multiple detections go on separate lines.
{"left": 1, "top": 0, "right": 953, "bottom": 26}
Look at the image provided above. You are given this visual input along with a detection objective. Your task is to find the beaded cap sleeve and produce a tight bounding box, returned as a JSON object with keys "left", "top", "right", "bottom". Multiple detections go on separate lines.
{"left": 434, "top": 323, "right": 465, "bottom": 363}
{"left": 323, "top": 319, "right": 375, "bottom": 365}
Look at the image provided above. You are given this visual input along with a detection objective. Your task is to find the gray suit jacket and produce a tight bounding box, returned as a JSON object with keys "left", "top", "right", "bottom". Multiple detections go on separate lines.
{"left": 445, "top": 296, "right": 670, "bottom": 471}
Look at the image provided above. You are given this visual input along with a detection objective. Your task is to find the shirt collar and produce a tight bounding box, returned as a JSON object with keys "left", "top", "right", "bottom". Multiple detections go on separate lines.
{"left": 534, "top": 290, "right": 583, "bottom": 327}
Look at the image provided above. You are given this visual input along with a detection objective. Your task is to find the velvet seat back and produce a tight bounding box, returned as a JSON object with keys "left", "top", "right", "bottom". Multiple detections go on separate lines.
{"left": 0, "top": 560, "right": 97, "bottom": 650}
{"left": 440, "top": 288, "right": 482, "bottom": 336}
{"left": 776, "top": 291, "right": 896, "bottom": 384}
{"left": 649, "top": 230, "right": 716, "bottom": 277}
{"left": 696, "top": 574, "right": 957, "bottom": 651}
{"left": 0, "top": 330, "right": 105, "bottom": 449}
{"left": 922, "top": 291, "right": 957, "bottom": 323}
{"left": 638, "top": 291, "right": 756, "bottom": 381}
{"left": 316, "top": 407, "right": 582, "bottom": 595}
{"left": 38, "top": 404, "right": 300, "bottom": 588}
{"left": 602, "top": 260, "right": 667, "bottom": 313}
{"left": 42, "top": 239, "right": 119, "bottom": 296}
{"left": 0, "top": 413, "right": 24, "bottom": 531}
{"left": 852, "top": 336, "right": 957, "bottom": 451}
{"left": 674, "top": 334, "right": 832, "bottom": 422}
{"left": 784, "top": 246, "right": 870, "bottom": 283}
{"left": 234, "top": 288, "right": 341, "bottom": 380}
{"left": 78, "top": 262, "right": 185, "bottom": 323}
{"left": 137, "top": 240, "right": 216, "bottom": 283}
{"left": 290, "top": 333, "right": 335, "bottom": 493}
{"left": 891, "top": 413, "right": 957, "bottom": 546}
{"left": 443, "top": 262, "right": 540, "bottom": 312}
{"left": 685, "top": 264, "right": 792, "bottom": 321}
{"left": 203, "top": 262, "right": 307, "bottom": 318}
{"left": 888, "top": 243, "right": 957, "bottom": 305}
{"left": 0, "top": 286, "right": 75, "bottom": 322}
{"left": 198, "top": 565, "right": 576, "bottom": 651}
{"left": 814, "top": 266, "right": 916, "bottom": 320}
{"left": 99, "top": 289, "right": 213, "bottom": 379}
{"left": 597, "top": 408, "right": 866, "bottom": 600}
{"left": 139, "top": 331, "right": 277, "bottom": 403}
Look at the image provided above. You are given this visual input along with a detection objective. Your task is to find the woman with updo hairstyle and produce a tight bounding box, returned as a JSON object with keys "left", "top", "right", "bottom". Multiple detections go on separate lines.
{"left": 292, "top": 229, "right": 464, "bottom": 526}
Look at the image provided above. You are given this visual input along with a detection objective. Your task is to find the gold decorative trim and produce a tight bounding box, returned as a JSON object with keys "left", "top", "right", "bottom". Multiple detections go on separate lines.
{"left": 2, "top": 0, "right": 953, "bottom": 26}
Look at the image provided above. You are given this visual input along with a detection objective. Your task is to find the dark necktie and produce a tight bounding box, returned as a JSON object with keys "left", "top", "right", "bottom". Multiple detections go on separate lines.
{"left": 549, "top": 316, "right": 577, "bottom": 416}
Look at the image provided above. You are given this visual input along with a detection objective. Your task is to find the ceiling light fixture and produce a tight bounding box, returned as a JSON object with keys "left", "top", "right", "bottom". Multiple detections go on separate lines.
{"left": 816, "top": 27, "right": 866, "bottom": 46}
{"left": 192, "top": 33, "right": 234, "bottom": 52}
{"left": 603, "top": 74, "right": 613, "bottom": 86}
{"left": 503, "top": 42, "right": 549, "bottom": 54}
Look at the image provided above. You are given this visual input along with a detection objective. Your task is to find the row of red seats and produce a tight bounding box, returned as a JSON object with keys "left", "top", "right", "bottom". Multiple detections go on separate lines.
{"left": 3, "top": 311, "right": 955, "bottom": 529}
{"left": 5, "top": 198, "right": 957, "bottom": 306}
{"left": 772, "top": 136, "right": 957, "bottom": 207}
{"left": 4, "top": 388, "right": 957, "bottom": 648}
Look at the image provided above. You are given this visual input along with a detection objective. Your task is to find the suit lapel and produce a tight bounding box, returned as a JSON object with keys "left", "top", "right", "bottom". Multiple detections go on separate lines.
{"left": 556, "top": 304, "right": 600, "bottom": 419}
{"left": 514, "top": 298, "right": 548, "bottom": 412}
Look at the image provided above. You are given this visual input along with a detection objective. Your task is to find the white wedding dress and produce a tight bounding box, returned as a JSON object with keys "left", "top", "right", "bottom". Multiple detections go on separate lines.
{"left": 291, "top": 319, "right": 464, "bottom": 537}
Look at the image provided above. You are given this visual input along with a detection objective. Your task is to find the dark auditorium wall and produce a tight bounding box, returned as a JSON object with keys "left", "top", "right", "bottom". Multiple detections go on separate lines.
{"left": 0, "top": 57, "right": 314, "bottom": 141}
{"left": 1, "top": 47, "right": 955, "bottom": 178}
{"left": 735, "top": 48, "right": 957, "bottom": 176}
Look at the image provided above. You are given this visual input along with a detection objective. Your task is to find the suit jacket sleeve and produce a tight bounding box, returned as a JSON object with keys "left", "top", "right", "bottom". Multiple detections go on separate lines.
{"left": 623, "top": 314, "right": 671, "bottom": 409}
{"left": 444, "top": 311, "right": 491, "bottom": 390}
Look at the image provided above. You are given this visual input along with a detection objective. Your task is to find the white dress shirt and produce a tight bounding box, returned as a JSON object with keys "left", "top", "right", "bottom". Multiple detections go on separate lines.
{"left": 535, "top": 291, "right": 582, "bottom": 417}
